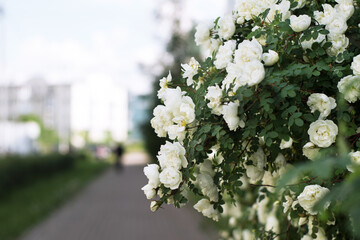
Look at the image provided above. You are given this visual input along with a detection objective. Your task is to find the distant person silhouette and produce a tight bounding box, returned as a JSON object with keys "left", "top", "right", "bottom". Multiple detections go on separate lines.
{"left": 113, "top": 144, "right": 124, "bottom": 171}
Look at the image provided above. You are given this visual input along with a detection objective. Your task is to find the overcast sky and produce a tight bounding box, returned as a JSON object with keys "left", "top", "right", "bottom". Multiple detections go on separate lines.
{"left": 0, "top": 0, "right": 228, "bottom": 94}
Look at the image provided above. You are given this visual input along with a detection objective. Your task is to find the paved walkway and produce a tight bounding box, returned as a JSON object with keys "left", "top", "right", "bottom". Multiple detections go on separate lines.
{"left": 20, "top": 156, "right": 217, "bottom": 240}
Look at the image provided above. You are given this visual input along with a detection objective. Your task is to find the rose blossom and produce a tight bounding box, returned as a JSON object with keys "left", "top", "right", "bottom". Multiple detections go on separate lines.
{"left": 205, "top": 85, "right": 223, "bottom": 116}
{"left": 181, "top": 57, "right": 200, "bottom": 86}
{"left": 218, "top": 15, "right": 235, "bottom": 40}
{"left": 337, "top": 75, "right": 360, "bottom": 103}
{"left": 297, "top": 185, "right": 330, "bottom": 215}
{"left": 214, "top": 40, "right": 236, "bottom": 69}
{"left": 307, "top": 93, "right": 337, "bottom": 119}
{"left": 308, "top": 120, "right": 338, "bottom": 148}
{"left": 143, "top": 164, "right": 160, "bottom": 187}
{"left": 347, "top": 151, "right": 360, "bottom": 172}
{"left": 222, "top": 101, "right": 245, "bottom": 131}
{"left": 159, "top": 167, "right": 182, "bottom": 190}
{"left": 262, "top": 50, "right": 279, "bottom": 66}
{"left": 246, "top": 147, "right": 267, "bottom": 183}
{"left": 290, "top": 15, "right": 311, "bottom": 32}
{"left": 351, "top": 54, "right": 360, "bottom": 76}
{"left": 141, "top": 184, "right": 156, "bottom": 199}
{"left": 194, "top": 198, "right": 219, "bottom": 221}
{"left": 303, "top": 142, "right": 320, "bottom": 160}
{"left": 157, "top": 141, "right": 187, "bottom": 170}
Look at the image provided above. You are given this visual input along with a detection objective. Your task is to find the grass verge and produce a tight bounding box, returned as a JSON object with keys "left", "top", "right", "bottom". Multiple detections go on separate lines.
{"left": 0, "top": 159, "right": 108, "bottom": 240}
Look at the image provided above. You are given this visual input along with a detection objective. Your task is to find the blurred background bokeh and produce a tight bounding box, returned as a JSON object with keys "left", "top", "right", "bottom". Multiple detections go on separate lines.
{"left": 0, "top": 0, "right": 233, "bottom": 239}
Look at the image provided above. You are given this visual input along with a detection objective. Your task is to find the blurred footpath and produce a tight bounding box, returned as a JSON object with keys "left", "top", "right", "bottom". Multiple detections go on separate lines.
{"left": 20, "top": 152, "right": 216, "bottom": 240}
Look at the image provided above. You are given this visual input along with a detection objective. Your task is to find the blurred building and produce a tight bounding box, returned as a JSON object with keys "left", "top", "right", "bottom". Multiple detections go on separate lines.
{"left": 0, "top": 77, "right": 71, "bottom": 151}
{"left": 0, "top": 77, "right": 129, "bottom": 153}
{"left": 71, "top": 78, "right": 128, "bottom": 146}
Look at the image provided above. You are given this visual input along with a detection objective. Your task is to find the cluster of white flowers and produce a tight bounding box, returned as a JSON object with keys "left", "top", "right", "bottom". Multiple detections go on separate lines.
{"left": 313, "top": 1, "right": 354, "bottom": 61}
{"left": 142, "top": 142, "right": 188, "bottom": 202}
{"left": 152, "top": 85, "right": 196, "bottom": 142}
{"left": 304, "top": 93, "right": 338, "bottom": 160}
{"left": 144, "top": 0, "right": 360, "bottom": 238}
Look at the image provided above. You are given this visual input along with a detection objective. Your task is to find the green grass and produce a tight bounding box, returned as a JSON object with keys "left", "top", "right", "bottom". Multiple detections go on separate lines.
{"left": 0, "top": 159, "right": 108, "bottom": 240}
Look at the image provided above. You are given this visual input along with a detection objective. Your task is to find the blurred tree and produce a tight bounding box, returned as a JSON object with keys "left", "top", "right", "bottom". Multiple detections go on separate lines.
{"left": 18, "top": 114, "right": 59, "bottom": 153}
{"left": 141, "top": 0, "right": 201, "bottom": 161}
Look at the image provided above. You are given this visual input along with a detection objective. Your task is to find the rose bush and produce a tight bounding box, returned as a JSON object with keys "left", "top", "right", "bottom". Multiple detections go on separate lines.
{"left": 142, "top": 0, "right": 360, "bottom": 239}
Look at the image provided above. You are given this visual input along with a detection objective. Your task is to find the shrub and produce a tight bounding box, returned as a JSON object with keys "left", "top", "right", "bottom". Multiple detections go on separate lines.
{"left": 142, "top": 0, "right": 360, "bottom": 239}
{"left": 0, "top": 153, "right": 75, "bottom": 197}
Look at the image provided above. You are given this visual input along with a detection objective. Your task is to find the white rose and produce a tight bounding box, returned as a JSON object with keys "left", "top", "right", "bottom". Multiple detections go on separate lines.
{"left": 283, "top": 195, "right": 293, "bottom": 213}
{"left": 163, "top": 87, "right": 184, "bottom": 111}
{"left": 337, "top": 75, "right": 360, "bottom": 103}
{"left": 166, "top": 124, "right": 186, "bottom": 143}
{"left": 297, "top": 185, "right": 330, "bottom": 215}
{"left": 347, "top": 151, "right": 360, "bottom": 172}
{"left": 314, "top": 4, "right": 336, "bottom": 25}
{"left": 173, "top": 95, "right": 196, "bottom": 125}
{"left": 303, "top": 142, "right": 320, "bottom": 160}
{"left": 222, "top": 101, "right": 245, "bottom": 131}
{"left": 246, "top": 147, "right": 267, "bottom": 183}
{"left": 242, "top": 229, "right": 256, "bottom": 240}
{"left": 181, "top": 57, "right": 200, "bottom": 86}
{"left": 335, "top": 1, "right": 355, "bottom": 20}
{"left": 308, "top": 120, "right": 338, "bottom": 148}
{"left": 235, "top": 0, "right": 259, "bottom": 21}
{"left": 157, "top": 71, "right": 172, "bottom": 100}
{"left": 143, "top": 164, "right": 160, "bottom": 187}
{"left": 326, "top": 15, "right": 348, "bottom": 35}
{"left": 194, "top": 23, "right": 211, "bottom": 46}
{"left": 194, "top": 198, "right": 219, "bottom": 221}
{"left": 307, "top": 93, "right": 337, "bottom": 119}
{"left": 265, "top": 213, "right": 280, "bottom": 234}
{"left": 223, "top": 62, "right": 243, "bottom": 91}
{"left": 214, "top": 40, "right": 236, "bottom": 69}
{"left": 199, "top": 159, "right": 215, "bottom": 177}
{"left": 280, "top": 137, "right": 293, "bottom": 149}
{"left": 267, "top": 0, "right": 291, "bottom": 23}
{"left": 326, "top": 34, "right": 349, "bottom": 61}
{"left": 207, "top": 38, "right": 222, "bottom": 55}
{"left": 262, "top": 50, "right": 279, "bottom": 66}
{"left": 290, "top": 15, "right": 311, "bottom": 32}
{"left": 141, "top": 184, "right": 156, "bottom": 199}
{"left": 351, "top": 54, "right": 360, "bottom": 76}
{"left": 300, "top": 33, "right": 326, "bottom": 50}
{"left": 234, "top": 39, "right": 263, "bottom": 64}
{"left": 205, "top": 85, "right": 223, "bottom": 116}
{"left": 150, "top": 105, "right": 173, "bottom": 138}
{"left": 198, "top": 173, "right": 219, "bottom": 202}
{"left": 274, "top": 153, "right": 287, "bottom": 168}
{"left": 157, "top": 141, "right": 187, "bottom": 170}
{"left": 150, "top": 201, "right": 160, "bottom": 212}
{"left": 218, "top": 15, "right": 235, "bottom": 40}
{"left": 242, "top": 61, "right": 265, "bottom": 86}
{"left": 159, "top": 167, "right": 182, "bottom": 190}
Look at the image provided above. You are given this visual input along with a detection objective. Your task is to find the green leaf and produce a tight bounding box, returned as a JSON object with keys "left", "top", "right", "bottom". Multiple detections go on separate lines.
{"left": 295, "top": 118, "right": 304, "bottom": 127}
